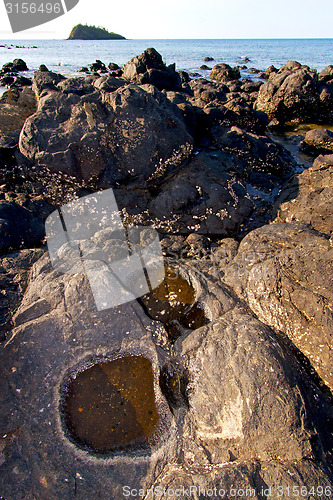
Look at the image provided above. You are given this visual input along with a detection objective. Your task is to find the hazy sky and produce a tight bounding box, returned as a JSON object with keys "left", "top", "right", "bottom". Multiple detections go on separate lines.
{"left": 0, "top": 0, "right": 332, "bottom": 39}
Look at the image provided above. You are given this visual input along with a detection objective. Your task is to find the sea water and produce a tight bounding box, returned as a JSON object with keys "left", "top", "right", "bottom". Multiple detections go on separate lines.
{"left": 0, "top": 38, "right": 332, "bottom": 79}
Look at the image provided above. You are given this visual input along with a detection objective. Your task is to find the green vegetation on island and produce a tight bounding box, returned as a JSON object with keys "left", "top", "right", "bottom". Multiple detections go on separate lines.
{"left": 68, "top": 24, "right": 126, "bottom": 40}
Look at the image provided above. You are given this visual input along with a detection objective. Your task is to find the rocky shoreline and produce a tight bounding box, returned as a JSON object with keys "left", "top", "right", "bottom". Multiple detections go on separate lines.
{"left": 0, "top": 48, "right": 333, "bottom": 498}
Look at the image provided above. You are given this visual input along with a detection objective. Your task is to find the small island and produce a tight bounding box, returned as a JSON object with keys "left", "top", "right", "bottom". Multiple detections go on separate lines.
{"left": 68, "top": 24, "right": 126, "bottom": 40}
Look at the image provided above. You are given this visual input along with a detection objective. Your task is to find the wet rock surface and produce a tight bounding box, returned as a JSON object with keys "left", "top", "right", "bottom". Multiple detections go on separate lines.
{"left": 272, "top": 155, "right": 333, "bottom": 234}
{"left": 1, "top": 48, "right": 333, "bottom": 497}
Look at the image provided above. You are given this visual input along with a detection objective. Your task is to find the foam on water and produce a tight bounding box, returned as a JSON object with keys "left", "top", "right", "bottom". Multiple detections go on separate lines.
{"left": 0, "top": 39, "right": 332, "bottom": 78}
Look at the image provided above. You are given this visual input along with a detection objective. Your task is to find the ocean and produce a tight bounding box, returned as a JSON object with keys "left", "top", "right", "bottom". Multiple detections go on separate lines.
{"left": 0, "top": 38, "right": 333, "bottom": 80}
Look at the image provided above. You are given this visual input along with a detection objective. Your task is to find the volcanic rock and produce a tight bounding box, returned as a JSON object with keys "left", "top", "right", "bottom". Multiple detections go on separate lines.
{"left": 223, "top": 222, "right": 333, "bottom": 391}
{"left": 272, "top": 154, "right": 333, "bottom": 234}
{"left": 210, "top": 63, "right": 240, "bottom": 82}
{"left": 122, "top": 48, "right": 182, "bottom": 91}
{"left": 255, "top": 60, "right": 333, "bottom": 124}
{"left": 0, "top": 87, "right": 37, "bottom": 146}
{"left": 300, "top": 128, "right": 333, "bottom": 155}
{"left": 319, "top": 65, "right": 333, "bottom": 82}
{"left": 19, "top": 83, "right": 193, "bottom": 186}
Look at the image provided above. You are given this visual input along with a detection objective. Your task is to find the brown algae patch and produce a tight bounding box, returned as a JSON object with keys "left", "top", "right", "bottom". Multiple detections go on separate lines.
{"left": 62, "top": 356, "right": 160, "bottom": 454}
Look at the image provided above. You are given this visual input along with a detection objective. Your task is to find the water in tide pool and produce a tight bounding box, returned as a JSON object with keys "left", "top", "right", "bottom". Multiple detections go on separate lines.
{"left": 0, "top": 38, "right": 332, "bottom": 81}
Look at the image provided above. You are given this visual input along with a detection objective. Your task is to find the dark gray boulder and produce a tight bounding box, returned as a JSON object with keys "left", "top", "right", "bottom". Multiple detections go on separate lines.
{"left": 210, "top": 63, "right": 241, "bottom": 82}
{"left": 240, "top": 79, "right": 263, "bottom": 93}
{"left": 108, "top": 62, "right": 120, "bottom": 71}
{"left": 122, "top": 48, "right": 182, "bottom": 91}
{"left": 255, "top": 61, "right": 318, "bottom": 122}
{"left": 255, "top": 60, "right": 333, "bottom": 124}
{"left": 12, "top": 75, "right": 32, "bottom": 87}
{"left": 18, "top": 84, "right": 193, "bottom": 186}
{"left": 0, "top": 75, "right": 14, "bottom": 86}
{"left": 203, "top": 94, "right": 268, "bottom": 134}
{"left": 1, "top": 59, "right": 27, "bottom": 75}
{"left": 98, "top": 84, "right": 193, "bottom": 186}
{"left": 92, "top": 74, "right": 126, "bottom": 92}
{"left": 187, "top": 78, "right": 267, "bottom": 134}
{"left": 32, "top": 70, "right": 66, "bottom": 96}
{"left": 89, "top": 59, "right": 107, "bottom": 72}
{"left": 12, "top": 58, "right": 28, "bottom": 72}
{"left": 223, "top": 222, "right": 333, "bottom": 391}
{"left": 189, "top": 78, "right": 229, "bottom": 104}
{"left": 178, "top": 70, "right": 190, "bottom": 84}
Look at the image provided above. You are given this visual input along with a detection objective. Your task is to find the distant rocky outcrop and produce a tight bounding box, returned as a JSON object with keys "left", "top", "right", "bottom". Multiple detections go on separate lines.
{"left": 68, "top": 24, "right": 125, "bottom": 40}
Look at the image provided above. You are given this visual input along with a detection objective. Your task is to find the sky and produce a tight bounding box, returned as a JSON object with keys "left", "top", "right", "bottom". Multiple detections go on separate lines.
{"left": 0, "top": 0, "right": 332, "bottom": 39}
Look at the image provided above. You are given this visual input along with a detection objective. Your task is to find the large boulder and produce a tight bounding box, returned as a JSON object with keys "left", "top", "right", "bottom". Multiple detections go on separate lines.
{"left": 300, "top": 128, "right": 333, "bottom": 155}
{"left": 18, "top": 84, "right": 193, "bottom": 186}
{"left": 176, "top": 299, "right": 333, "bottom": 464}
{"left": 56, "top": 77, "right": 95, "bottom": 96}
{"left": 272, "top": 154, "right": 333, "bottom": 234}
{"left": 122, "top": 48, "right": 182, "bottom": 91}
{"left": 12, "top": 58, "right": 28, "bottom": 72}
{"left": 210, "top": 63, "right": 240, "bottom": 82}
{"left": 258, "top": 64, "right": 278, "bottom": 80}
{"left": 255, "top": 60, "right": 333, "bottom": 124}
{"left": 223, "top": 223, "right": 333, "bottom": 391}
{"left": 92, "top": 74, "right": 126, "bottom": 92}
{"left": 138, "top": 125, "right": 296, "bottom": 237}
{"left": 0, "top": 59, "right": 28, "bottom": 75}
{"left": 188, "top": 78, "right": 229, "bottom": 104}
